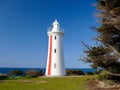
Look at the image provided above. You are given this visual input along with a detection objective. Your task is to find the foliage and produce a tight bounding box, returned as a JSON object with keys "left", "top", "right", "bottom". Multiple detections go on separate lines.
{"left": 25, "top": 70, "right": 40, "bottom": 77}
{"left": 0, "top": 74, "right": 8, "bottom": 80}
{"left": 82, "top": 0, "right": 120, "bottom": 78}
{"left": 108, "top": 75, "right": 120, "bottom": 81}
{"left": 39, "top": 70, "right": 44, "bottom": 76}
{"left": 97, "top": 71, "right": 109, "bottom": 80}
{"left": 8, "top": 70, "right": 24, "bottom": 76}
{"left": 0, "top": 70, "right": 44, "bottom": 80}
{"left": 94, "top": 69, "right": 103, "bottom": 74}
{"left": 86, "top": 72, "right": 94, "bottom": 75}
{"left": 97, "top": 70, "right": 120, "bottom": 82}
{"left": 66, "top": 70, "right": 85, "bottom": 75}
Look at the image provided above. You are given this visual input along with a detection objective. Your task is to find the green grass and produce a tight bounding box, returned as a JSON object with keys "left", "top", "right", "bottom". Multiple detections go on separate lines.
{"left": 0, "top": 76, "right": 92, "bottom": 90}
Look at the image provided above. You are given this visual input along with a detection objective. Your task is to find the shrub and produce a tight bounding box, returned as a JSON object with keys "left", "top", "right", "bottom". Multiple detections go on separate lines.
{"left": 86, "top": 72, "right": 94, "bottom": 75}
{"left": 8, "top": 70, "right": 24, "bottom": 76}
{"left": 0, "top": 74, "right": 8, "bottom": 80}
{"left": 66, "top": 70, "right": 85, "bottom": 75}
{"left": 26, "top": 70, "right": 40, "bottom": 77}
{"left": 98, "top": 74, "right": 109, "bottom": 80}
{"left": 108, "top": 75, "right": 120, "bottom": 82}
{"left": 97, "top": 71, "right": 109, "bottom": 80}
{"left": 94, "top": 69, "right": 103, "bottom": 74}
{"left": 39, "top": 70, "right": 44, "bottom": 76}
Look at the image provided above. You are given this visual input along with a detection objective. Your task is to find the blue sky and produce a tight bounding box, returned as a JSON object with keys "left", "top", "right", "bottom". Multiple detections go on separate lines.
{"left": 0, "top": 0, "right": 99, "bottom": 68}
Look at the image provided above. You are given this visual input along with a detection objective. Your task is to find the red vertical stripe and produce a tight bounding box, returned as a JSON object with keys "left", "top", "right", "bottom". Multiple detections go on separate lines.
{"left": 47, "top": 35, "right": 52, "bottom": 75}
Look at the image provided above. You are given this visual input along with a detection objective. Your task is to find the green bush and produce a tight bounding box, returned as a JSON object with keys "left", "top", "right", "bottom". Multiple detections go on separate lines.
{"left": 108, "top": 75, "right": 120, "bottom": 82}
{"left": 97, "top": 70, "right": 120, "bottom": 82}
{"left": 39, "top": 70, "right": 44, "bottom": 76}
{"left": 8, "top": 70, "right": 24, "bottom": 76}
{"left": 98, "top": 74, "right": 109, "bottom": 80}
{"left": 0, "top": 74, "right": 8, "bottom": 80}
{"left": 86, "top": 72, "right": 94, "bottom": 75}
{"left": 94, "top": 69, "right": 103, "bottom": 74}
{"left": 26, "top": 70, "right": 40, "bottom": 78}
{"left": 66, "top": 70, "right": 85, "bottom": 75}
{"left": 97, "top": 71, "right": 109, "bottom": 80}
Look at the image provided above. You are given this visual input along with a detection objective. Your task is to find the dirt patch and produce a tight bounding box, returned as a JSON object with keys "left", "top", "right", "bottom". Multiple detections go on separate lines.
{"left": 34, "top": 81, "right": 47, "bottom": 84}
{"left": 87, "top": 80, "right": 120, "bottom": 90}
{"left": 22, "top": 80, "right": 47, "bottom": 84}
{"left": 22, "top": 80, "right": 33, "bottom": 83}
{"left": 0, "top": 80, "right": 4, "bottom": 83}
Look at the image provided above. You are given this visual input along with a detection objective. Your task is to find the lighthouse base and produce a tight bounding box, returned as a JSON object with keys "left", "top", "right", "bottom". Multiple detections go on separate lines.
{"left": 45, "top": 72, "right": 66, "bottom": 77}
{"left": 45, "top": 74, "right": 66, "bottom": 77}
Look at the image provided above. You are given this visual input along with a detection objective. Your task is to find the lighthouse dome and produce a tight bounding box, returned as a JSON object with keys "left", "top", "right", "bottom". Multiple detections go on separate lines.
{"left": 52, "top": 19, "right": 60, "bottom": 32}
{"left": 52, "top": 19, "right": 59, "bottom": 25}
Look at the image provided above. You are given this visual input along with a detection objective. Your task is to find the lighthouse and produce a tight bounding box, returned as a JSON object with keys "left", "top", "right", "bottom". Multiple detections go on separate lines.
{"left": 45, "top": 19, "right": 66, "bottom": 76}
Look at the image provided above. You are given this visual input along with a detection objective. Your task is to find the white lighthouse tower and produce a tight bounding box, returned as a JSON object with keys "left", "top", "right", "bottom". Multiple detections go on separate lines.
{"left": 45, "top": 19, "right": 66, "bottom": 76}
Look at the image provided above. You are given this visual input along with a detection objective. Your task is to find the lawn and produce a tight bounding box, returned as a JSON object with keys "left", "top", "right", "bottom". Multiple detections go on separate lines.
{"left": 0, "top": 76, "right": 92, "bottom": 90}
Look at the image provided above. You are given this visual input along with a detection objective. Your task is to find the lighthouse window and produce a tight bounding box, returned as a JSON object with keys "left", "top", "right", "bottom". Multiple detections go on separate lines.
{"left": 54, "top": 63, "right": 56, "bottom": 68}
{"left": 54, "top": 36, "right": 56, "bottom": 40}
{"left": 54, "top": 49, "right": 56, "bottom": 53}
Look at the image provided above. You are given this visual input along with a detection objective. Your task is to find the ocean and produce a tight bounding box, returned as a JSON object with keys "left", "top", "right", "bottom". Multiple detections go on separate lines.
{"left": 0, "top": 68, "right": 96, "bottom": 74}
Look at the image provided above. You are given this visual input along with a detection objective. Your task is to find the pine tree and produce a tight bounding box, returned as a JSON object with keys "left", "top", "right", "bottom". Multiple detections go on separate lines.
{"left": 83, "top": 0, "right": 120, "bottom": 76}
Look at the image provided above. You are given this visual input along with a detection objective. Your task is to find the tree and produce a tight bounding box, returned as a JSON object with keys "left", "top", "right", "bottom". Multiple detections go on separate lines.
{"left": 66, "top": 70, "right": 85, "bottom": 75}
{"left": 8, "top": 70, "right": 24, "bottom": 76}
{"left": 82, "top": 0, "right": 120, "bottom": 76}
{"left": 26, "top": 70, "right": 40, "bottom": 77}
